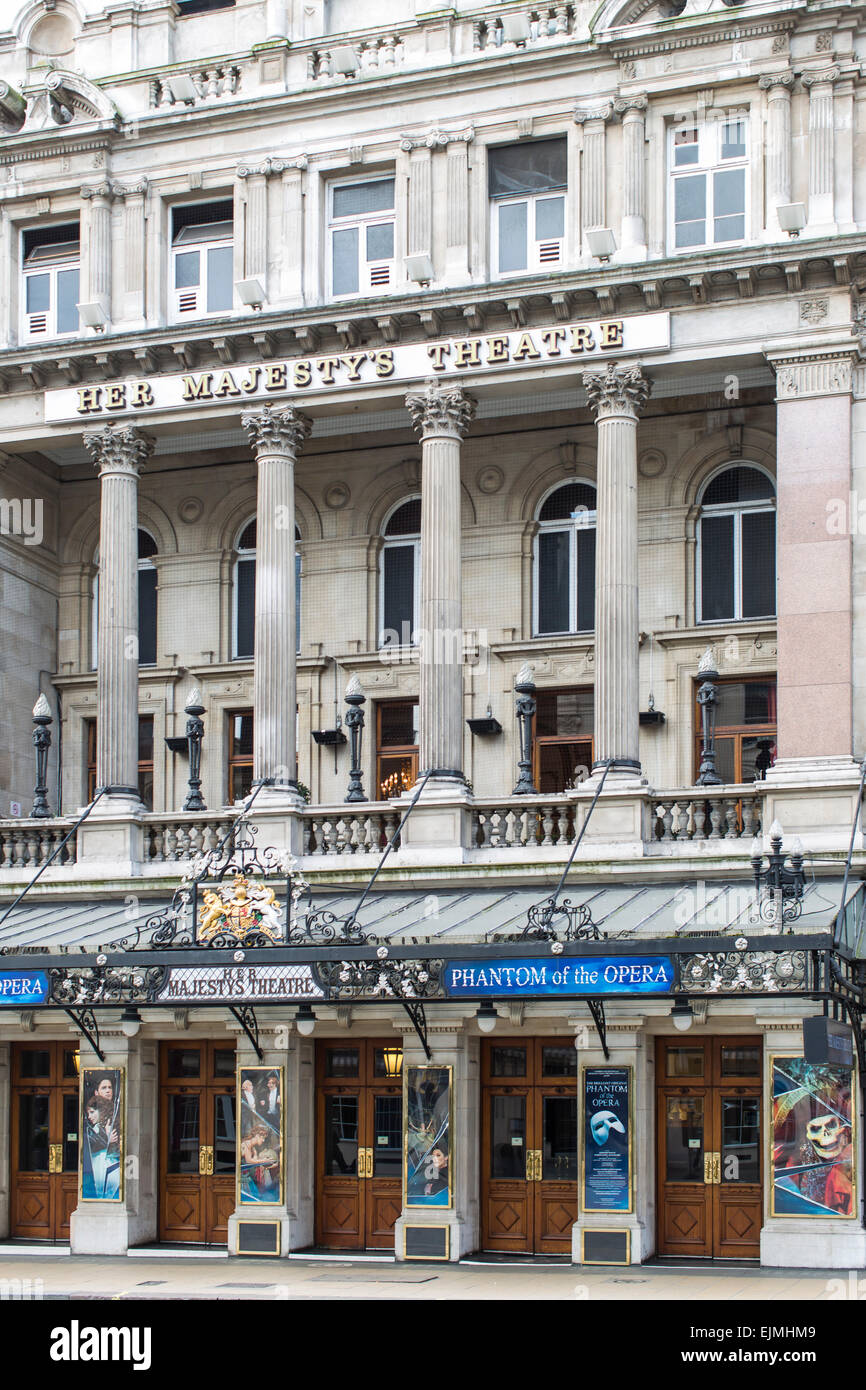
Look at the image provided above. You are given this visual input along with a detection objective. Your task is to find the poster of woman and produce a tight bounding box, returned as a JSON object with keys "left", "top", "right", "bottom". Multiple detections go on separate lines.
{"left": 405, "top": 1065, "right": 452, "bottom": 1209}
{"left": 80, "top": 1068, "right": 124, "bottom": 1202}
{"left": 771, "top": 1057, "right": 856, "bottom": 1218}
{"left": 238, "top": 1066, "right": 283, "bottom": 1204}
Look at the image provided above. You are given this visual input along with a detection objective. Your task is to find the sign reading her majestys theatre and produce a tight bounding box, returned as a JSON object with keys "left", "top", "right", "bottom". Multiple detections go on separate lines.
{"left": 43, "top": 313, "right": 670, "bottom": 423}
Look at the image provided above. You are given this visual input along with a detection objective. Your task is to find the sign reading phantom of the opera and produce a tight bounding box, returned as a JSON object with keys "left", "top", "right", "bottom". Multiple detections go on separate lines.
{"left": 443, "top": 957, "right": 674, "bottom": 997}
{"left": 582, "top": 1067, "right": 632, "bottom": 1213}
{"left": 156, "top": 965, "right": 323, "bottom": 1004}
{"left": 0, "top": 970, "right": 48, "bottom": 1005}
{"left": 43, "top": 313, "right": 670, "bottom": 423}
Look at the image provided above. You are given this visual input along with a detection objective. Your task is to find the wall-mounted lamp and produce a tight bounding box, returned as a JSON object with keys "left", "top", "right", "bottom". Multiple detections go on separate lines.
{"left": 670, "top": 999, "right": 694, "bottom": 1033}
{"left": 120, "top": 1005, "right": 142, "bottom": 1038}
{"left": 405, "top": 252, "right": 435, "bottom": 285}
{"left": 585, "top": 227, "right": 617, "bottom": 262}
{"left": 235, "top": 278, "right": 266, "bottom": 310}
{"left": 777, "top": 202, "right": 806, "bottom": 237}
{"left": 77, "top": 301, "right": 108, "bottom": 332}
{"left": 296, "top": 1003, "right": 317, "bottom": 1036}
{"left": 476, "top": 1003, "right": 499, "bottom": 1034}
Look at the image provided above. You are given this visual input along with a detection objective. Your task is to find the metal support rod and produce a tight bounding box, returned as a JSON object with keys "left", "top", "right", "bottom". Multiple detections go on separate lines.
{"left": 401, "top": 1001, "right": 431, "bottom": 1059}
{"left": 0, "top": 785, "right": 109, "bottom": 932}
{"left": 64, "top": 1008, "right": 105, "bottom": 1062}
{"left": 229, "top": 1004, "right": 263, "bottom": 1061}
{"left": 342, "top": 770, "right": 433, "bottom": 932}
{"left": 586, "top": 999, "right": 609, "bottom": 1060}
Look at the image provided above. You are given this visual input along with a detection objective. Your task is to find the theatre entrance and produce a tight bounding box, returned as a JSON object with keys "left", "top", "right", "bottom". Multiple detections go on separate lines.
{"left": 315, "top": 1039, "right": 403, "bottom": 1250}
{"left": 159, "top": 1041, "right": 236, "bottom": 1244}
{"left": 10, "top": 1042, "right": 80, "bottom": 1241}
{"left": 481, "top": 1039, "right": 578, "bottom": 1254}
{"left": 656, "top": 1036, "right": 762, "bottom": 1259}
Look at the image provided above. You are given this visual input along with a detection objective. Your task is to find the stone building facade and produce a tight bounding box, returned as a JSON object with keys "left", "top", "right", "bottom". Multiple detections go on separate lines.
{"left": 0, "top": 0, "right": 864, "bottom": 1269}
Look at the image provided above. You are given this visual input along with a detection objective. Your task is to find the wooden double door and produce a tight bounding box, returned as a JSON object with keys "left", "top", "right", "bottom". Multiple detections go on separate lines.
{"left": 657, "top": 1036, "right": 763, "bottom": 1259}
{"left": 10, "top": 1042, "right": 80, "bottom": 1241}
{"left": 159, "top": 1041, "right": 236, "bottom": 1244}
{"left": 481, "top": 1039, "right": 578, "bottom": 1255}
{"left": 316, "top": 1039, "right": 403, "bottom": 1249}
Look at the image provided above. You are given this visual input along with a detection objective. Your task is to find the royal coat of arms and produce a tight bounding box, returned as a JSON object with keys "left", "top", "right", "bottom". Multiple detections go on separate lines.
{"left": 196, "top": 874, "right": 283, "bottom": 943}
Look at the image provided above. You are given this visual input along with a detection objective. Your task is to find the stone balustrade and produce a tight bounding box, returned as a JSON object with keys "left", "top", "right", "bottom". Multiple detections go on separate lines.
{"left": 0, "top": 819, "right": 78, "bottom": 869}
{"left": 307, "top": 36, "right": 404, "bottom": 82}
{"left": 651, "top": 788, "right": 764, "bottom": 843}
{"left": 473, "top": 798, "right": 577, "bottom": 848}
{"left": 302, "top": 806, "right": 400, "bottom": 856}
{"left": 472, "top": 5, "right": 576, "bottom": 50}
{"left": 150, "top": 66, "right": 241, "bottom": 108}
{"left": 140, "top": 813, "right": 236, "bottom": 863}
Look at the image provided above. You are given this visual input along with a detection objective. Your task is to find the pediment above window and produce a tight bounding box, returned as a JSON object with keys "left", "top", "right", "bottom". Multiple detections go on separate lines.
{"left": 592, "top": 0, "right": 749, "bottom": 36}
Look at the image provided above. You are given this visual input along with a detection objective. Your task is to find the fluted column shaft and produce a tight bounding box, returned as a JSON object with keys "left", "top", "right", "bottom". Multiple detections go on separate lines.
{"left": 614, "top": 95, "right": 647, "bottom": 252}
{"left": 574, "top": 103, "right": 612, "bottom": 240}
{"left": 243, "top": 170, "right": 268, "bottom": 282}
{"left": 405, "top": 385, "right": 476, "bottom": 782}
{"left": 584, "top": 364, "right": 650, "bottom": 773}
{"left": 84, "top": 426, "right": 153, "bottom": 800}
{"left": 803, "top": 67, "right": 839, "bottom": 228}
{"left": 81, "top": 183, "right": 113, "bottom": 307}
{"left": 408, "top": 146, "right": 433, "bottom": 256}
{"left": 759, "top": 74, "right": 793, "bottom": 224}
{"left": 242, "top": 406, "right": 312, "bottom": 791}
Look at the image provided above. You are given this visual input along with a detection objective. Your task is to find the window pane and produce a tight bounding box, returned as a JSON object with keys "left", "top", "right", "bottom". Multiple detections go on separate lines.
{"left": 333, "top": 178, "right": 395, "bottom": 218}
{"left": 379, "top": 702, "right": 418, "bottom": 747}
{"left": 721, "top": 1045, "right": 761, "bottom": 1077}
{"left": 25, "top": 273, "right": 50, "bottom": 314}
{"left": 713, "top": 167, "right": 745, "bottom": 243}
{"left": 138, "top": 568, "right": 157, "bottom": 666}
{"left": 490, "top": 1046, "right": 527, "bottom": 1077}
{"left": 372, "top": 1095, "right": 403, "bottom": 1177}
{"left": 539, "top": 483, "right": 596, "bottom": 521}
{"left": 541, "top": 1045, "right": 577, "bottom": 1077}
{"left": 235, "top": 558, "right": 255, "bottom": 658}
{"left": 535, "top": 195, "right": 564, "bottom": 241}
{"left": 490, "top": 1096, "right": 526, "bottom": 1179}
{"left": 366, "top": 221, "right": 394, "bottom": 262}
{"left": 56, "top": 268, "right": 79, "bottom": 333}
{"left": 715, "top": 681, "right": 776, "bottom": 728}
{"left": 166, "top": 1094, "right": 200, "bottom": 1173}
{"left": 166, "top": 1048, "right": 201, "bottom": 1078}
{"left": 721, "top": 118, "right": 746, "bottom": 160}
{"left": 675, "top": 173, "right": 706, "bottom": 223}
{"left": 488, "top": 138, "right": 567, "bottom": 196}
{"left": 538, "top": 740, "right": 591, "bottom": 793}
{"left": 206, "top": 244, "right": 233, "bottom": 312}
{"left": 714, "top": 213, "right": 745, "bottom": 243}
{"left": 325, "top": 1047, "right": 359, "bottom": 1078}
{"left": 138, "top": 716, "right": 154, "bottom": 763}
{"left": 21, "top": 1050, "right": 51, "bottom": 1078}
{"left": 703, "top": 467, "right": 774, "bottom": 506}
{"left": 325, "top": 1095, "right": 358, "bottom": 1176}
{"left": 536, "top": 689, "right": 594, "bottom": 737}
{"left": 665, "top": 1047, "right": 704, "bottom": 1078}
{"left": 174, "top": 250, "right": 200, "bottom": 289}
{"left": 741, "top": 510, "right": 776, "bottom": 618}
{"left": 576, "top": 527, "right": 596, "bottom": 632}
{"left": 537, "top": 529, "right": 570, "bottom": 634}
{"left": 382, "top": 544, "right": 415, "bottom": 645}
{"left": 18, "top": 1094, "right": 50, "bottom": 1172}
{"left": 673, "top": 127, "right": 699, "bottom": 166}
{"left": 332, "top": 226, "right": 359, "bottom": 296}
{"left": 498, "top": 201, "right": 527, "bottom": 274}
{"left": 700, "top": 513, "right": 734, "bottom": 621}
{"left": 542, "top": 1097, "right": 577, "bottom": 1181}
{"left": 665, "top": 1096, "right": 704, "bottom": 1181}
{"left": 721, "top": 1097, "right": 759, "bottom": 1183}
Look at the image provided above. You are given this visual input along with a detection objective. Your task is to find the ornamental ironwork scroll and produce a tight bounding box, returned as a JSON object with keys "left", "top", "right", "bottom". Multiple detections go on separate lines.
{"left": 313, "top": 953, "right": 444, "bottom": 1001}
{"left": 680, "top": 949, "right": 808, "bottom": 994}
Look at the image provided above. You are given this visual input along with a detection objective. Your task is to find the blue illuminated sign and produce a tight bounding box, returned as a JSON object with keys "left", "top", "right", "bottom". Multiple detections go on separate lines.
{"left": 443, "top": 956, "right": 674, "bottom": 997}
{"left": 0, "top": 970, "right": 49, "bottom": 1006}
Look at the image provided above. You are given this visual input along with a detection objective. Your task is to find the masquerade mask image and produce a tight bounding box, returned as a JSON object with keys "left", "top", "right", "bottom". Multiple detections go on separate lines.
{"left": 806, "top": 1114, "right": 848, "bottom": 1160}
{"left": 590, "top": 1110, "right": 626, "bottom": 1146}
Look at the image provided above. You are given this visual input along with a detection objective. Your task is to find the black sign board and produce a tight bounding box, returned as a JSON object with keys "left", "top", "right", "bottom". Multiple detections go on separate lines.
{"left": 803, "top": 1016, "right": 855, "bottom": 1069}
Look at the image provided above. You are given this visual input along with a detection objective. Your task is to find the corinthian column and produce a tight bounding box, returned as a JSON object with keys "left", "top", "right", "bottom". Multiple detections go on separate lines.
{"left": 583, "top": 363, "right": 650, "bottom": 776}
{"left": 613, "top": 94, "right": 647, "bottom": 257}
{"left": 405, "top": 384, "right": 476, "bottom": 789}
{"left": 242, "top": 405, "right": 312, "bottom": 800}
{"left": 83, "top": 424, "right": 153, "bottom": 807}
{"left": 758, "top": 73, "right": 794, "bottom": 233}
{"left": 802, "top": 66, "right": 840, "bottom": 232}
{"left": 81, "top": 181, "right": 115, "bottom": 321}
{"left": 574, "top": 102, "right": 612, "bottom": 248}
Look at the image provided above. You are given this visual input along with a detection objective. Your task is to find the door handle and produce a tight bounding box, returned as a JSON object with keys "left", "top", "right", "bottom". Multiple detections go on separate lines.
{"left": 199, "top": 1145, "right": 208, "bottom": 1176}
{"left": 362, "top": 1147, "right": 373, "bottom": 1179}
{"left": 48, "top": 1143, "right": 62, "bottom": 1174}
{"left": 525, "top": 1149, "right": 542, "bottom": 1181}
{"left": 712, "top": 1151, "right": 721, "bottom": 1185}
{"left": 703, "top": 1152, "right": 713, "bottom": 1185}
{"left": 207, "top": 1146, "right": 215, "bottom": 1177}
{"left": 703, "top": 1151, "right": 722, "bottom": 1185}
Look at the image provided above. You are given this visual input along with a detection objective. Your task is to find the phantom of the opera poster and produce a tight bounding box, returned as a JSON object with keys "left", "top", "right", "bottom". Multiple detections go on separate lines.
{"left": 80, "top": 1067, "right": 124, "bottom": 1202}
{"left": 238, "top": 1066, "right": 283, "bottom": 1204}
{"left": 772, "top": 1057, "right": 855, "bottom": 1218}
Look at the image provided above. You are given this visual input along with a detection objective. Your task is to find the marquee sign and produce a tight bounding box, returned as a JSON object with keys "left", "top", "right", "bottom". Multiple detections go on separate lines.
{"left": 443, "top": 956, "right": 675, "bottom": 997}
{"left": 43, "top": 312, "right": 670, "bottom": 423}
{"left": 155, "top": 964, "right": 324, "bottom": 1004}
{"left": 0, "top": 969, "right": 49, "bottom": 1005}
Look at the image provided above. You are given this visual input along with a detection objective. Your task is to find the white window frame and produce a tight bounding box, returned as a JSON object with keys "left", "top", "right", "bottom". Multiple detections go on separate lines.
{"left": 170, "top": 203, "right": 234, "bottom": 321}
{"left": 21, "top": 230, "right": 80, "bottom": 341}
{"left": 378, "top": 497, "right": 421, "bottom": 649}
{"left": 327, "top": 174, "right": 396, "bottom": 300}
{"left": 532, "top": 480, "right": 597, "bottom": 637}
{"left": 696, "top": 463, "right": 776, "bottom": 624}
{"left": 490, "top": 188, "right": 566, "bottom": 280}
{"left": 667, "top": 111, "right": 749, "bottom": 256}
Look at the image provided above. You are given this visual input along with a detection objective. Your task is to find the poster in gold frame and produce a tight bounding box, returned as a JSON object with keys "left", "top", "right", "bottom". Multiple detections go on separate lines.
{"left": 237, "top": 1065, "right": 284, "bottom": 1205}
{"left": 580, "top": 1065, "right": 634, "bottom": 1214}
{"left": 770, "top": 1055, "right": 857, "bottom": 1219}
{"left": 404, "top": 1064, "right": 452, "bottom": 1209}
{"left": 79, "top": 1066, "right": 125, "bottom": 1202}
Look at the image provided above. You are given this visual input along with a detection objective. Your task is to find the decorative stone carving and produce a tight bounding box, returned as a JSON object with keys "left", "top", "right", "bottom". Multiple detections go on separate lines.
{"left": 583, "top": 362, "right": 651, "bottom": 420}
{"left": 800, "top": 66, "right": 841, "bottom": 88}
{"left": 405, "top": 385, "right": 476, "bottom": 439}
{"left": 799, "top": 298, "right": 829, "bottom": 325}
{"left": 613, "top": 92, "right": 647, "bottom": 115}
{"left": 237, "top": 156, "right": 307, "bottom": 177}
{"left": 758, "top": 71, "right": 795, "bottom": 92}
{"left": 242, "top": 405, "right": 312, "bottom": 456}
{"left": 573, "top": 102, "right": 613, "bottom": 125}
{"left": 84, "top": 424, "right": 153, "bottom": 476}
{"left": 400, "top": 126, "right": 474, "bottom": 151}
{"left": 476, "top": 465, "right": 504, "bottom": 494}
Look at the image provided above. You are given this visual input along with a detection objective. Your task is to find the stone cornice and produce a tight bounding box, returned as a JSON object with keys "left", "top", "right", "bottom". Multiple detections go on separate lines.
{"left": 606, "top": 16, "right": 795, "bottom": 60}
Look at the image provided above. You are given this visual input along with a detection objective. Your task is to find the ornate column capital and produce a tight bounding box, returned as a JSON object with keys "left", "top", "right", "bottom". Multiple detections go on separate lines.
{"left": 801, "top": 65, "right": 841, "bottom": 88}
{"left": 767, "top": 348, "right": 856, "bottom": 400}
{"left": 242, "top": 404, "right": 312, "bottom": 456}
{"left": 401, "top": 125, "right": 475, "bottom": 152}
{"left": 574, "top": 101, "right": 613, "bottom": 125}
{"left": 613, "top": 93, "right": 647, "bottom": 116}
{"left": 111, "top": 178, "right": 149, "bottom": 200}
{"left": 84, "top": 424, "right": 153, "bottom": 476}
{"left": 237, "top": 155, "right": 307, "bottom": 178}
{"left": 759, "top": 70, "right": 795, "bottom": 92}
{"left": 583, "top": 362, "right": 650, "bottom": 421}
{"left": 80, "top": 180, "right": 117, "bottom": 202}
{"left": 405, "top": 384, "right": 476, "bottom": 440}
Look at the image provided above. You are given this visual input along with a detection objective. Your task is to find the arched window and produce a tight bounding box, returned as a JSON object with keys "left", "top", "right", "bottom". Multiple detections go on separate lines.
{"left": 698, "top": 465, "right": 776, "bottom": 623}
{"left": 379, "top": 497, "right": 421, "bottom": 649}
{"left": 534, "top": 481, "right": 597, "bottom": 636}
{"left": 91, "top": 528, "right": 159, "bottom": 669}
{"left": 232, "top": 518, "right": 301, "bottom": 660}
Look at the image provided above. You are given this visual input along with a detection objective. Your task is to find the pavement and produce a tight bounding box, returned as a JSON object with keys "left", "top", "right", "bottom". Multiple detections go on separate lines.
{"left": 0, "top": 1248, "right": 861, "bottom": 1300}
